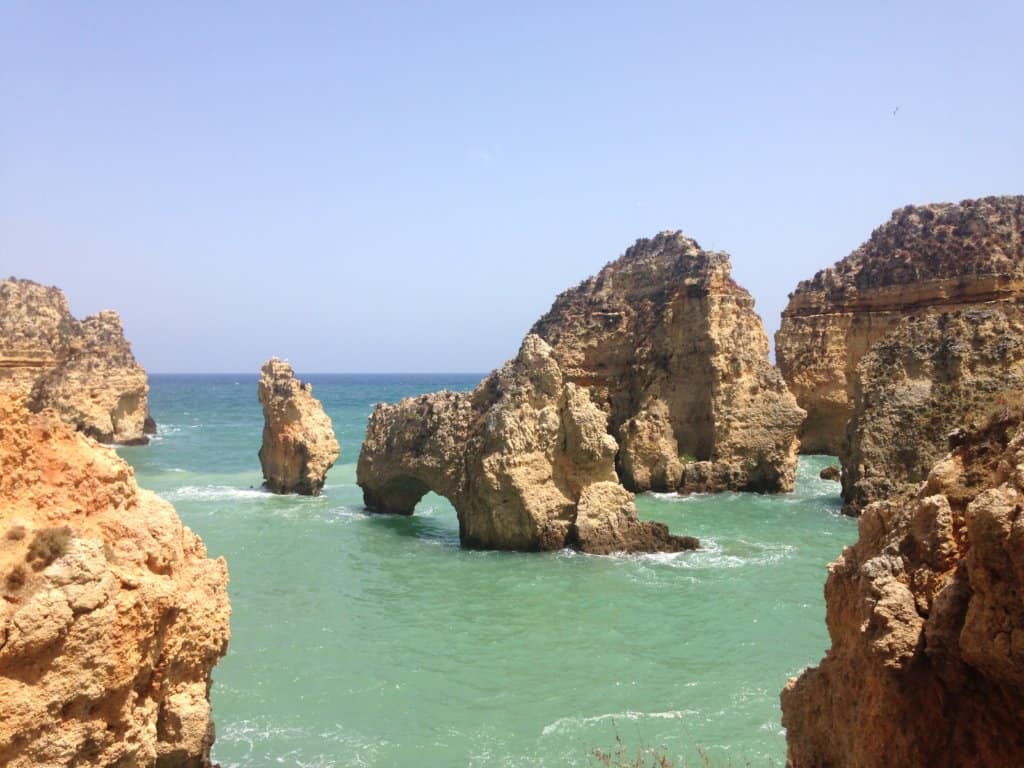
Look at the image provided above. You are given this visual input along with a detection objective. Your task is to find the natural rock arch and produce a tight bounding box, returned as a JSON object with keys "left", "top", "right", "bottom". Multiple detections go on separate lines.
{"left": 357, "top": 336, "right": 697, "bottom": 553}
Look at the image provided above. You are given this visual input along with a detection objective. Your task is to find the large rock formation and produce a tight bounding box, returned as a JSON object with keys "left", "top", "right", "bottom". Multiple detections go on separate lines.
{"left": 532, "top": 231, "right": 804, "bottom": 493}
{"left": 842, "top": 307, "right": 1024, "bottom": 514}
{"left": 781, "top": 407, "right": 1024, "bottom": 768}
{"left": 0, "top": 396, "right": 230, "bottom": 767}
{"left": 0, "top": 278, "right": 156, "bottom": 444}
{"left": 358, "top": 335, "right": 698, "bottom": 553}
{"left": 258, "top": 358, "right": 340, "bottom": 495}
{"left": 777, "top": 196, "right": 1024, "bottom": 456}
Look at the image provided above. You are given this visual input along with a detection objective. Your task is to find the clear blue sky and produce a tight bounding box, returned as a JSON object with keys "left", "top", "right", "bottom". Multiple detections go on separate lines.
{"left": 2, "top": 1, "right": 1021, "bottom": 373}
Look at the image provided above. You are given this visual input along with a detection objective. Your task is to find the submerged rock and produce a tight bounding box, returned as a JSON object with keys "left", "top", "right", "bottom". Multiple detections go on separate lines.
{"left": 781, "top": 408, "right": 1024, "bottom": 768}
{"left": 0, "top": 278, "right": 156, "bottom": 444}
{"left": 358, "top": 335, "right": 698, "bottom": 553}
{"left": 0, "top": 396, "right": 230, "bottom": 767}
{"left": 258, "top": 358, "right": 340, "bottom": 495}
{"left": 532, "top": 231, "right": 804, "bottom": 494}
{"left": 777, "top": 196, "right": 1024, "bottom": 456}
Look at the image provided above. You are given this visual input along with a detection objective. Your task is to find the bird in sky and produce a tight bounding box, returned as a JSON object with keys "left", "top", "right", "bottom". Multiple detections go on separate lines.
{"left": 893, "top": 106, "right": 900, "bottom": 116}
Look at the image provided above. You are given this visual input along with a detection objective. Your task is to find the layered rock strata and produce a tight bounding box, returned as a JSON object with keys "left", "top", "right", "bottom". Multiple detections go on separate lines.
{"left": 842, "top": 307, "right": 1024, "bottom": 514}
{"left": 777, "top": 196, "right": 1024, "bottom": 455}
{"left": 358, "top": 335, "right": 698, "bottom": 553}
{"left": 0, "top": 278, "right": 156, "bottom": 444}
{"left": 258, "top": 358, "right": 340, "bottom": 495}
{"left": 531, "top": 231, "right": 804, "bottom": 493}
{"left": 781, "top": 408, "right": 1024, "bottom": 768}
{"left": 0, "top": 396, "right": 230, "bottom": 767}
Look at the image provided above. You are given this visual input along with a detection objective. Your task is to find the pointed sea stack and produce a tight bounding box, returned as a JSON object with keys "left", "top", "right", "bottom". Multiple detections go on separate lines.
{"left": 776, "top": 195, "right": 1024, "bottom": 513}
{"left": 258, "top": 358, "right": 340, "bottom": 495}
{"left": 0, "top": 278, "right": 156, "bottom": 444}
{"left": 531, "top": 231, "right": 804, "bottom": 494}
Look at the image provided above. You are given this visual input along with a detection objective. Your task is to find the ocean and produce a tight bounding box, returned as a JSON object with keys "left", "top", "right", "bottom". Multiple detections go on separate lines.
{"left": 117, "top": 373, "right": 856, "bottom": 768}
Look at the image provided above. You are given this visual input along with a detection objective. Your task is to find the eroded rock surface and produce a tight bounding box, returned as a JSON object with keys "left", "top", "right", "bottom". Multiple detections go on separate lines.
{"left": 258, "top": 358, "right": 340, "bottom": 495}
{"left": 358, "top": 335, "right": 698, "bottom": 553}
{"left": 777, "top": 196, "right": 1024, "bottom": 455}
{"left": 0, "top": 278, "right": 155, "bottom": 444}
{"left": 781, "top": 409, "right": 1024, "bottom": 767}
{"left": 842, "top": 307, "right": 1024, "bottom": 514}
{"left": 0, "top": 396, "right": 230, "bottom": 767}
{"left": 532, "top": 231, "right": 804, "bottom": 493}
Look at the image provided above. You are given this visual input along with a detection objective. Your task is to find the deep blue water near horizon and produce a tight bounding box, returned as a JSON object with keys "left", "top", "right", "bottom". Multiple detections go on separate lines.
{"left": 117, "top": 373, "right": 856, "bottom": 768}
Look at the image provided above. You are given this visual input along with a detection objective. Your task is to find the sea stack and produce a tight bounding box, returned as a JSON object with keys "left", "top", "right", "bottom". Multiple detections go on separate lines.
{"left": 258, "top": 358, "right": 340, "bottom": 495}
{"left": 0, "top": 278, "right": 156, "bottom": 444}
{"left": 0, "top": 396, "right": 230, "bottom": 767}
{"left": 781, "top": 408, "right": 1024, "bottom": 767}
{"left": 776, "top": 196, "right": 1024, "bottom": 513}
{"left": 359, "top": 334, "right": 698, "bottom": 553}
{"left": 532, "top": 231, "right": 804, "bottom": 494}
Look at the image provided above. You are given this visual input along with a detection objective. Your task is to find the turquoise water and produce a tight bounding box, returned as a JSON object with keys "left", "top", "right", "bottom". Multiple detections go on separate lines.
{"left": 118, "top": 374, "right": 855, "bottom": 768}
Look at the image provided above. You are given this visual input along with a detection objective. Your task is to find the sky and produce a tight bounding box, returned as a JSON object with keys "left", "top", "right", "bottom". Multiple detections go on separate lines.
{"left": 2, "top": 1, "right": 1022, "bottom": 373}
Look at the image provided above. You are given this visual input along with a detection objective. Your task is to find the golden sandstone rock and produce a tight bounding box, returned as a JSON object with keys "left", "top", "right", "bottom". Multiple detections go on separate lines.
{"left": 258, "top": 358, "right": 340, "bottom": 495}
{"left": 0, "top": 396, "right": 230, "bottom": 767}
{"left": 776, "top": 196, "right": 1024, "bottom": 512}
{"left": 358, "top": 233, "right": 802, "bottom": 552}
{"left": 781, "top": 409, "right": 1024, "bottom": 768}
{"left": 532, "top": 232, "right": 804, "bottom": 494}
{"left": 358, "top": 335, "right": 698, "bottom": 553}
{"left": 0, "top": 278, "right": 156, "bottom": 445}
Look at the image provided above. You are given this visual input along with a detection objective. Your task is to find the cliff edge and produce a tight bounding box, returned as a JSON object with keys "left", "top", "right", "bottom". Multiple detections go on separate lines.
{"left": 781, "top": 407, "right": 1024, "bottom": 767}
{"left": 0, "top": 278, "right": 156, "bottom": 444}
{"left": 0, "top": 396, "right": 230, "bottom": 767}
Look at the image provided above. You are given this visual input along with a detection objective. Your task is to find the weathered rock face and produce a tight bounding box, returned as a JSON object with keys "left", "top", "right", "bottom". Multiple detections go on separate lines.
{"left": 777, "top": 196, "right": 1024, "bottom": 455}
{"left": 0, "top": 278, "right": 156, "bottom": 444}
{"left": 358, "top": 335, "right": 698, "bottom": 553}
{"left": 0, "top": 396, "right": 230, "bottom": 767}
{"left": 781, "top": 408, "right": 1024, "bottom": 768}
{"left": 842, "top": 307, "right": 1024, "bottom": 514}
{"left": 258, "top": 358, "right": 340, "bottom": 495}
{"left": 532, "top": 231, "right": 804, "bottom": 493}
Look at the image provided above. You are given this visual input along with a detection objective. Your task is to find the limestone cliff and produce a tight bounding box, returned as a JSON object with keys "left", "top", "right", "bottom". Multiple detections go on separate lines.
{"left": 531, "top": 231, "right": 804, "bottom": 493}
{"left": 777, "top": 196, "right": 1024, "bottom": 455}
{"left": 258, "top": 358, "right": 340, "bottom": 496}
{"left": 0, "top": 396, "right": 230, "bottom": 767}
{"left": 358, "top": 335, "right": 698, "bottom": 553}
{"left": 781, "top": 407, "right": 1024, "bottom": 768}
{"left": 842, "top": 307, "right": 1024, "bottom": 514}
{"left": 0, "top": 278, "right": 156, "bottom": 444}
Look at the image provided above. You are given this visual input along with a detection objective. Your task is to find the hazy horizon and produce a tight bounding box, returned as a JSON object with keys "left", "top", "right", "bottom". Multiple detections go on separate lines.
{"left": 4, "top": 2, "right": 1022, "bottom": 373}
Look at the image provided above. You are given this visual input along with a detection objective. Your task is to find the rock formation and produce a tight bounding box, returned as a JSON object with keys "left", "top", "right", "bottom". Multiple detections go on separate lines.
{"left": 531, "top": 231, "right": 804, "bottom": 494}
{"left": 358, "top": 335, "right": 698, "bottom": 553}
{"left": 781, "top": 406, "right": 1024, "bottom": 768}
{"left": 258, "top": 358, "right": 340, "bottom": 495}
{"left": 0, "top": 278, "right": 156, "bottom": 444}
{"left": 777, "top": 196, "right": 1024, "bottom": 456}
{"left": 0, "top": 396, "right": 230, "bottom": 767}
{"left": 842, "top": 307, "right": 1024, "bottom": 514}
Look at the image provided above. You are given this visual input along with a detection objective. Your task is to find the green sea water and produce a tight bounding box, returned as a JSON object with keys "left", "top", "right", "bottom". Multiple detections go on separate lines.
{"left": 117, "top": 374, "right": 856, "bottom": 768}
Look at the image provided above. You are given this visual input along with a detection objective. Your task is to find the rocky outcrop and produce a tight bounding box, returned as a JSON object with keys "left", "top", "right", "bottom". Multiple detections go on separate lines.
{"left": 781, "top": 407, "right": 1024, "bottom": 768}
{"left": 777, "top": 196, "right": 1024, "bottom": 455}
{"left": 531, "top": 231, "right": 804, "bottom": 493}
{"left": 358, "top": 335, "right": 698, "bottom": 553}
{"left": 842, "top": 307, "right": 1024, "bottom": 514}
{"left": 0, "top": 278, "right": 156, "bottom": 444}
{"left": 0, "top": 396, "right": 230, "bottom": 767}
{"left": 258, "top": 358, "right": 339, "bottom": 495}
